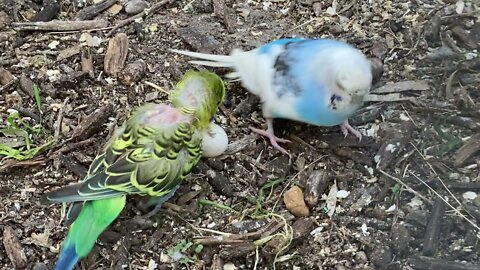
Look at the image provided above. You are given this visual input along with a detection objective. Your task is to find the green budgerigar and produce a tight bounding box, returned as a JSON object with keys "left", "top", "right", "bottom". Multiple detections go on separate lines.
{"left": 42, "top": 70, "right": 225, "bottom": 270}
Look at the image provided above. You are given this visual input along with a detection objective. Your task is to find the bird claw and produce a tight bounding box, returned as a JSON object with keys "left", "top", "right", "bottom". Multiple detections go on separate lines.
{"left": 249, "top": 126, "right": 291, "bottom": 156}
{"left": 339, "top": 120, "right": 362, "bottom": 141}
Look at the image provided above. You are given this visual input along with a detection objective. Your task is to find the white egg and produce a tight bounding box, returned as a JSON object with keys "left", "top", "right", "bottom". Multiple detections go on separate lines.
{"left": 202, "top": 123, "right": 229, "bottom": 157}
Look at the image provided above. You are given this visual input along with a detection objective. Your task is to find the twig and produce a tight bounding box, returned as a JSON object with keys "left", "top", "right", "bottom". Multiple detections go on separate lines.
{"left": 144, "top": 80, "right": 169, "bottom": 95}
{"left": 49, "top": 137, "right": 97, "bottom": 159}
{"left": 12, "top": 20, "right": 109, "bottom": 31}
{"left": 410, "top": 143, "right": 465, "bottom": 214}
{"left": 106, "top": 0, "right": 172, "bottom": 37}
{"left": 378, "top": 169, "right": 432, "bottom": 204}
{"left": 0, "top": 157, "right": 45, "bottom": 173}
{"left": 277, "top": 18, "right": 318, "bottom": 39}
{"left": 54, "top": 97, "right": 70, "bottom": 141}
{"left": 12, "top": 106, "right": 40, "bottom": 122}
{"left": 407, "top": 170, "right": 480, "bottom": 233}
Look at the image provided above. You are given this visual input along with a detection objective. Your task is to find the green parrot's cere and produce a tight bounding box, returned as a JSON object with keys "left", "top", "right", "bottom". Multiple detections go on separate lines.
{"left": 43, "top": 70, "right": 225, "bottom": 270}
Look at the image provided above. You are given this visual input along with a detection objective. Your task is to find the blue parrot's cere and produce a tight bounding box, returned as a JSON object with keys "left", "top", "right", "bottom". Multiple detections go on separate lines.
{"left": 171, "top": 38, "right": 372, "bottom": 155}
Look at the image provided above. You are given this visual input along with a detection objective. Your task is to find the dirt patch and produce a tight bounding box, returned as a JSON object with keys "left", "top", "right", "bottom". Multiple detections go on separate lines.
{"left": 0, "top": 0, "right": 479, "bottom": 269}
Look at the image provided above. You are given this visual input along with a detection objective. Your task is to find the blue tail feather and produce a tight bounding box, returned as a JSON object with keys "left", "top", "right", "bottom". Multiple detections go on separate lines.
{"left": 53, "top": 244, "right": 79, "bottom": 270}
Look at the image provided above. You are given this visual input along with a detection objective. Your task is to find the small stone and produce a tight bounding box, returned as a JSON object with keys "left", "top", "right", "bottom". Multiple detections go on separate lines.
{"left": 284, "top": 186, "right": 310, "bottom": 217}
{"left": 355, "top": 251, "right": 368, "bottom": 263}
{"left": 312, "top": 2, "right": 322, "bottom": 16}
{"left": 32, "top": 262, "right": 48, "bottom": 270}
{"left": 0, "top": 68, "right": 14, "bottom": 85}
{"left": 124, "top": 0, "right": 148, "bottom": 15}
{"left": 328, "top": 24, "right": 343, "bottom": 35}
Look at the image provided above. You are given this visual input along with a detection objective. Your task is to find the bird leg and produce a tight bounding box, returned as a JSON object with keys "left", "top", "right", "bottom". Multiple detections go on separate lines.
{"left": 138, "top": 187, "right": 178, "bottom": 218}
{"left": 249, "top": 118, "right": 291, "bottom": 156}
{"left": 339, "top": 120, "right": 362, "bottom": 140}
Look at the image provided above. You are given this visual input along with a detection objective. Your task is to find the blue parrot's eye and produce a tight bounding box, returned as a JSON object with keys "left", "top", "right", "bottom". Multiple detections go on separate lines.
{"left": 331, "top": 94, "right": 342, "bottom": 103}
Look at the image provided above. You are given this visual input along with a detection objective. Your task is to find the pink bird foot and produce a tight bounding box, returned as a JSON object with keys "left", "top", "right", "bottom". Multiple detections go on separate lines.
{"left": 249, "top": 120, "right": 291, "bottom": 156}
{"left": 340, "top": 120, "right": 362, "bottom": 140}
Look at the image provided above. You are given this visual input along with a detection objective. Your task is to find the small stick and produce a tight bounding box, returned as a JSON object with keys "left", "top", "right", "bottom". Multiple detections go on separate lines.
{"left": 106, "top": 0, "right": 172, "bottom": 37}
{"left": 50, "top": 137, "right": 98, "bottom": 159}
{"left": 54, "top": 97, "right": 70, "bottom": 141}
{"left": 12, "top": 20, "right": 108, "bottom": 31}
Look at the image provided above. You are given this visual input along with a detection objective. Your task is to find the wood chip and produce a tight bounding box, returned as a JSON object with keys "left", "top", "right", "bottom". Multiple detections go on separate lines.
{"left": 104, "top": 33, "right": 129, "bottom": 76}
{"left": 31, "top": 2, "right": 59, "bottom": 22}
{"left": 422, "top": 198, "right": 446, "bottom": 256}
{"left": 454, "top": 133, "right": 480, "bottom": 167}
{"left": 70, "top": 104, "right": 114, "bottom": 141}
{"left": 74, "top": 0, "right": 118, "bottom": 20}
{"left": 2, "top": 226, "right": 27, "bottom": 269}
{"left": 371, "top": 80, "right": 430, "bottom": 94}
{"left": 56, "top": 46, "right": 81, "bottom": 61}
{"left": 177, "top": 26, "right": 221, "bottom": 53}
{"left": 212, "top": 0, "right": 236, "bottom": 34}
{"left": 81, "top": 48, "right": 94, "bottom": 78}
{"left": 304, "top": 170, "right": 331, "bottom": 207}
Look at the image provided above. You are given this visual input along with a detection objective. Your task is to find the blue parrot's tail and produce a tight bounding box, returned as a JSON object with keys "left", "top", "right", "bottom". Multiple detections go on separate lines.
{"left": 53, "top": 244, "right": 79, "bottom": 270}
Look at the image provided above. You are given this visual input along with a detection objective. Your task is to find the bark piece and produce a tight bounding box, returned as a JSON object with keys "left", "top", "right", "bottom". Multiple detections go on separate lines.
{"left": 212, "top": 0, "right": 235, "bottom": 33}
{"left": 81, "top": 48, "right": 94, "bottom": 78}
{"left": 70, "top": 104, "right": 114, "bottom": 141}
{"left": 75, "top": 0, "right": 118, "bottom": 20}
{"left": 177, "top": 26, "right": 221, "bottom": 53}
{"left": 206, "top": 169, "right": 234, "bottom": 197}
{"left": 422, "top": 198, "right": 446, "bottom": 256}
{"left": 219, "top": 243, "right": 257, "bottom": 260}
{"left": 104, "top": 33, "right": 129, "bottom": 77}
{"left": 2, "top": 226, "right": 27, "bottom": 269}
{"left": 31, "top": 2, "right": 59, "bottom": 22}
{"left": 454, "top": 133, "right": 480, "bottom": 167}
{"left": 304, "top": 170, "right": 331, "bottom": 207}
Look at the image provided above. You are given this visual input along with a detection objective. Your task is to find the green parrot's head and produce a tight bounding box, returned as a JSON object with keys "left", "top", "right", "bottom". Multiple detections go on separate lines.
{"left": 170, "top": 70, "right": 225, "bottom": 129}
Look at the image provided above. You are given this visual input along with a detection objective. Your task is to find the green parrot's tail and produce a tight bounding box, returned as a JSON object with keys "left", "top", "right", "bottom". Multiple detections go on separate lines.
{"left": 53, "top": 196, "right": 126, "bottom": 270}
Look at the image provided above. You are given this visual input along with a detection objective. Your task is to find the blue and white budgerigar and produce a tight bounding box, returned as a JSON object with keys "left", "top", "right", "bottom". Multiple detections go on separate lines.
{"left": 171, "top": 38, "right": 372, "bottom": 155}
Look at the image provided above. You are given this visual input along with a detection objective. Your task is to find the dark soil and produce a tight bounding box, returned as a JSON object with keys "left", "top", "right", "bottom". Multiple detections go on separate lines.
{"left": 1, "top": 0, "right": 480, "bottom": 269}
